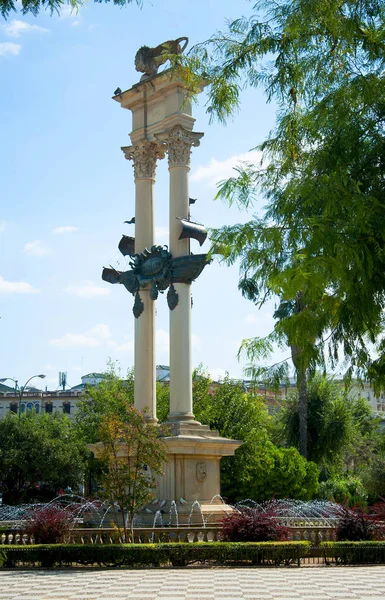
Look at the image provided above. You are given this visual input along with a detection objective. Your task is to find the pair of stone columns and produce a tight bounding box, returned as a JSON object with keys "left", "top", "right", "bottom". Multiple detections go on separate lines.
{"left": 123, "top": 125, "right": 203, "bottom": 425}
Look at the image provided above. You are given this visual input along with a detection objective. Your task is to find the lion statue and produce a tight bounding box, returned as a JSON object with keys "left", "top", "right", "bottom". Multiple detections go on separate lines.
{"left": 135, "top": 37, "right": 189, "bottom": 80}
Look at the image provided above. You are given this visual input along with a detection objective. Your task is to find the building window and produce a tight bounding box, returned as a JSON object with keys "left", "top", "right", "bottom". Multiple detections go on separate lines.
{"left": 21, "top": 402, "right": 40, "bottom": 413}
{"left": 63, "top": 403, "right": 71, "bottom": 415}
{"left": 45, "top": 403, "right": 53, "bottom": 414}
{"left": 10, "top": 403, "right": 17, "bottom": 413}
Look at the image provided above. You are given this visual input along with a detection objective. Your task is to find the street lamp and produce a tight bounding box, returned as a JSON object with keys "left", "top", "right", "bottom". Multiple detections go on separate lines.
{"left": 0, "top": 374, "right": 46, "bottom": 417}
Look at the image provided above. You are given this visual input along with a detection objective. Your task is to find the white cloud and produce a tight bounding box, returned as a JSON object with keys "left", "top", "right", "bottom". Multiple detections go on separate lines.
{"left": 245, "top": 313, "right": 258, "bottom": 324}
{"left": 0, "top": 221, "right": 6, "bottom": 232}
{"left": 42, "top": 364, "right": 57, "bottom": 371}
{"left": 49, "top": 324, "right": 114, "bottom": 350}
{"left": 52, "top": 225, "right": 78, "bottom": 234}
{"left": 0, "top": 275, "right": 40, "bottom": 295}
{"left": 49, "top": 333, "right": 102, "bottom": 349}
{"left": 90, "top": 324, "right": 112, "bottom": 340}
{"left": 191, "top": 150, "right": 263, "bottom": 188}
{"left": 64, "top": 282, "right": 111, "bottom": 298}
{"left": 24, "top": 240, "right": 50, "bottom": 257}
{"left": 209, "top": 367, "right": 228, "bottom": 381}
{"left": 107, "top": 339, "right": 134, "bottom": 353}
{"left": 71, "top": 19, "right": 81, "bottom": 26}
{"left": 3, "top": 19, "right": 49, "bottom": 38}
{"left": 0, "top": 42, "right": 21, "bottom": 57}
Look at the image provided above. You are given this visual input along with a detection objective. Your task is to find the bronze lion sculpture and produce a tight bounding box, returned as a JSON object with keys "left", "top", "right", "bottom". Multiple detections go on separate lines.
{"left": 135, "top": 37, "right": 189, "bottom": 80}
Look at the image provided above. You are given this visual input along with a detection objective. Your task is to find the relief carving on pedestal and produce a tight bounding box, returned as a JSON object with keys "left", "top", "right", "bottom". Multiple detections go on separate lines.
{"left": 196, "top": 461, "right": 207, "bottom": 483}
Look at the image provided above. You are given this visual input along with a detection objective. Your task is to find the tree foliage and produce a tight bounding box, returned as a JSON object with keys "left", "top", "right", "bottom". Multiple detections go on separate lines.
{"left": 75, "top": 365, "right": 135, "bottom": 444}
{"left": 75, "top": 363, "right": 170, "bottom": 442}
{"left": 277, "top": 375, "right": 377, "bottom": 471}
{"left": 181, "top": 0, "right": 385, "bottom": 390}
{"left": 1, "top": 0, "right": 141, "bottom": 20}
{"left": 0, "top": 412, "right": 86, "bottom": 504}
{"left": 95, "top": 402, "right": 167, "bottom": 541}
{"left": 192, "top": 369, "right": 319, "bottom": 502}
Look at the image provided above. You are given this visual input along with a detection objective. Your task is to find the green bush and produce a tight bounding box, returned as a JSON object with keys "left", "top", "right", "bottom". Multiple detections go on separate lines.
{"left": 0, "top": 542, "right": 310, "bottom": 568}
{"left": 318, "top": 475, "right": 368, "bottom": 507}
{"left": 322, "top": 541, "right": 385, "bottom": 564}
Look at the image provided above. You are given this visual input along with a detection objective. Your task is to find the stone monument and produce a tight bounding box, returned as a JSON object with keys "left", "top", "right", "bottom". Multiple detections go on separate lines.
{"left": 102, "top": 38, "right": 241, "bottom": 524}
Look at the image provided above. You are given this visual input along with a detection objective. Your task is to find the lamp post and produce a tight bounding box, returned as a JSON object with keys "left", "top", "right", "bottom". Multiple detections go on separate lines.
{"left": 0, "top": 374, "right": 46, "bottom": 418}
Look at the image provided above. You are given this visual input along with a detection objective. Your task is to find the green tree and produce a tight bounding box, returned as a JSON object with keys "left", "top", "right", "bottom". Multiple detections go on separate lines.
{"left": 318, "top": 474, "right": 368, "bottom": 507}
{"left": 75, "top": 365, "right": 135, "bottom": 444}
{"left": 359, "top": 426, "right": 385, "bottom": 502}
{"left": 192, "top": 369, "right": 319, "bottom": 502}
{"left": 278, "top": 376, "right": 369, "bottom": 470}
{"left": 1, "top": 0, "right": 141, "bottom": 20}
{"left": 75, "top": 363, "right": 170, "bottom": 441}
{"left": 0, "top": 411, "right": 86, "bottom": 504}
{"left": 95, "top": 402, "right": 167, "bottom": 541}
{"left": 178, "top": 0, "right": 385, "bottom": 456}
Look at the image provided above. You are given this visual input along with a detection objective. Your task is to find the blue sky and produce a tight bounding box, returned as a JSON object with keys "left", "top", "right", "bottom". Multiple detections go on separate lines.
{"left": 0, "top": 0, "right": 289, "bottom": 390}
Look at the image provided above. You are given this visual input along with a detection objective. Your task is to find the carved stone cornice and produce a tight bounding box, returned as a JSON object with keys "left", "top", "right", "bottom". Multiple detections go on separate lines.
{"left": 121, "top": 140, "right": 165, "bottom": 180}
{"left": 156, "top": 125, "right": 203, "bottom": 168}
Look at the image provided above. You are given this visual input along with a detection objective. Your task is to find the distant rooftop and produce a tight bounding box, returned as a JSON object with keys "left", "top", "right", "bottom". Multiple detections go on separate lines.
{"left": 82, "top": 372, "right": 106, "bottom": 379}
{"left": 0, "top": 382, "right": 15, "bottom": 393}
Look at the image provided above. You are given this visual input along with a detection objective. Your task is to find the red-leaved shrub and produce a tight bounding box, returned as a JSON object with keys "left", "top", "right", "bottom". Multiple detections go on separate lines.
{"left": 336, "top": 507, "right": 385, "bottom": 541}
{"left": 24, "top": 504, "right": 74, "bottom": 544}
{"left": 370, "top": 500, "right": 385, "bottom": 523}
{"left": 221, "top": 507, "right": 289, "bottom": 542}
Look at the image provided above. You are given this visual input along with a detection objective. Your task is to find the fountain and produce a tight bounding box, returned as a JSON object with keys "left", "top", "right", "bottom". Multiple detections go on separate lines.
{"left": 169, "top": 501, "right": 179, "bottom": 528}
{"left": 0, "top": 496, "right": 346, "bottom": 534}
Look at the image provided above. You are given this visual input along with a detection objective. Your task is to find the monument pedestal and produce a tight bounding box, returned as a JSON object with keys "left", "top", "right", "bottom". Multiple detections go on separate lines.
{"left": 139, "top": 422, "right": 241, "bottom": 526}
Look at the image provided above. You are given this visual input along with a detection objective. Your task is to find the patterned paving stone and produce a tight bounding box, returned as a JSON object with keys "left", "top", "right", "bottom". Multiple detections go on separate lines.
{"left": 3, "top": 566, "right": 385, "bottom": 599}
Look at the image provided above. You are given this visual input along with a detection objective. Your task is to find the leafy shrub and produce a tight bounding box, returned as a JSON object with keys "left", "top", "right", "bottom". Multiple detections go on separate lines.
{"left": 318, "top": 475, "right": 368, "bottom": 507}
{"left": 370, "top": 499, "right": 385, "bottom": 522}
{"left": 221, "top": 507, "right": 289, "bottom": 542}
{"left": 0, "top": 542, "right": 310, "bottom": 568}
{"left": 322, "top": 541, "right": 385, "bottom": 565}
{"left": 24, "top": 504, "right": 74, "bottom": 544}
{"left": 336, "top": 507, "right": 385, "bottom": 541}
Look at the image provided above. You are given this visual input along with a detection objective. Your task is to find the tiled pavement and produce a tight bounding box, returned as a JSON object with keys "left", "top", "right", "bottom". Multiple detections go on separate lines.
{"left": 1, "top": 567, "right": 385, "bottom": 600}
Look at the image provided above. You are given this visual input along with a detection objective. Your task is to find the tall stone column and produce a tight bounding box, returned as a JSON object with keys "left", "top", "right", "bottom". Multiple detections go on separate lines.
{"left": 158, "top": 125, "right": 203, "bottom": 423}
{"left": 122, "top": 140, "right": 164, "bottom": 423}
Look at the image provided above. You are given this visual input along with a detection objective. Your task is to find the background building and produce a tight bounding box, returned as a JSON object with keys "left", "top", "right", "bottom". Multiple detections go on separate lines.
{"left": 0, "top": 369, "right": 384, "bottom": 422}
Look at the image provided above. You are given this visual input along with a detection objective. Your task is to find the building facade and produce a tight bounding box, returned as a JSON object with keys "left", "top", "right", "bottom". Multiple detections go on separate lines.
{"left": 0, "top": 370, "right": 384, "bottom": 421}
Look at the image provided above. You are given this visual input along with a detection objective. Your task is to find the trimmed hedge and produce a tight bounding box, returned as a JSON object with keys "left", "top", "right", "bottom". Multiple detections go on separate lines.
{"left": 322, "top": 541, "right": 385, "bottom": 564}
{"left": 0, "top": 541, "right": 310, "bottom": 568}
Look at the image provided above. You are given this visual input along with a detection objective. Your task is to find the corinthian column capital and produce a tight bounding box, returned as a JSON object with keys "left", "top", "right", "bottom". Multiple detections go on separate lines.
{"left": 122, "top": 140, "right": 165, "bottom": 180}
{"left": 156, "top": 125, "right": 203, "bottom": 168}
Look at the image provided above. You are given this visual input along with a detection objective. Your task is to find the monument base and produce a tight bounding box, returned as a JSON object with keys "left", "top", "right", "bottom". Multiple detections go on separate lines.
{"left": 138, "top": 421, "right": 241, "bottom": 526}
